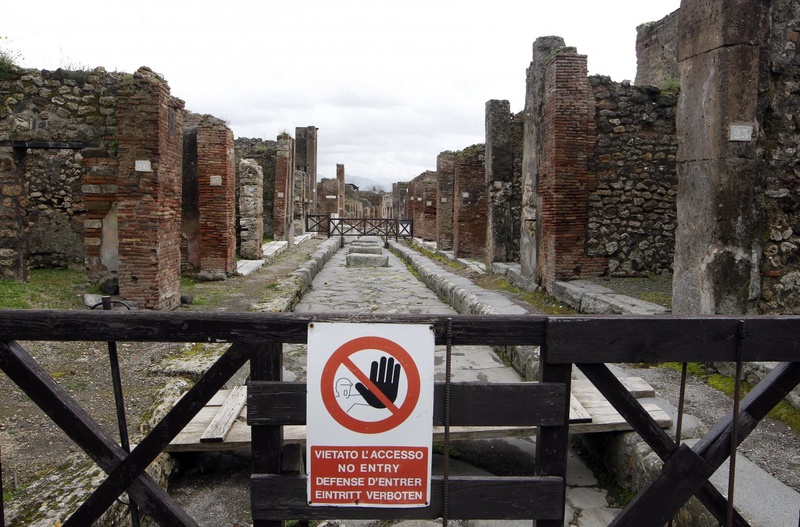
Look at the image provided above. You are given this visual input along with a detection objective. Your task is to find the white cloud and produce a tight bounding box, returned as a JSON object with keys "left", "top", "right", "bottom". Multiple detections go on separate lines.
{"left": 4, "top": 0, "right": 681, "bottom": 186}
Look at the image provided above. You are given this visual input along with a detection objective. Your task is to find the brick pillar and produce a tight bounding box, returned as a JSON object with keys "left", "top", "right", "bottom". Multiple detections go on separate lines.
{"left": 336, "top": 164, "right": 345, "bottom": 217}
{"left": 419, "top": 171, "right": 437, "bottom": 241}
{"left": 116, "top": 67, "right": 184, "bottom": 310}
{"left": 239, "top": 159, "right": 264, "bottom": 259}
{"left": 0, "top": 148, "right": 28, "bottom": 280}
{"left": 453, "top": 144, "right": 487, "bottom": 259}
{"left": 536, "top": 49, "right": 605, "bottom": 290}
{"left": 485, "top": 99, "right": 515, "bottom": 268}
{"left": 274, "top": 133, "right": 295, "bottom": 243}
{"left": 436, "top": 152, "right": 455, "bottom": 251}
{"left": 196, "top": 118, "right": 236, "bottom": 277}
{"left": 672, "top": 0, "right": 770, "bottom": 314}
{"left": 296, "top": 126, "right": 318, "bottom": 214}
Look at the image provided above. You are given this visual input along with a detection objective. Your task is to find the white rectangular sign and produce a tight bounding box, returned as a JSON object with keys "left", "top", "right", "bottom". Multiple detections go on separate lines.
{"left": 307, "top": 323, "right": 434, "bottom": 508}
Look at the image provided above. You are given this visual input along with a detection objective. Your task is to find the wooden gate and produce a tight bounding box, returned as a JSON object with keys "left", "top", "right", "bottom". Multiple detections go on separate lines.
{"left": 0, "top": 311, "right": 798, "bottom": 527}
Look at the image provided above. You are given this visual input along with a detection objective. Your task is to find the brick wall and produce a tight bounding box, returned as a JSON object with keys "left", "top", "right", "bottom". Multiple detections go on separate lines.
{"left": 82, "top": 156, "right": 119, "bottom": 283}
{"left": 538, "top": 49, "right": 606, "bottom": 290}
{"left": 194, "top": 116, "right": 236, "bottom": 276}
{"left": 436, "top": 151, "right": 456, "bottom": 250}
{"left": 453, "top": 144, "right": 487, "bottom": 259}
{"left": 116, "top": 67, "right": 184, "bottom": 310}
{"left": 409, "top": 171, "right": 437, "bottom": 241}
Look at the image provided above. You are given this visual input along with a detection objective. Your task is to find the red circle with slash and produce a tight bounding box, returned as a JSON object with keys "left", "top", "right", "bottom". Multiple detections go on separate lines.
{"left": 320, "top": 336, "right": 421, "bottom": 434}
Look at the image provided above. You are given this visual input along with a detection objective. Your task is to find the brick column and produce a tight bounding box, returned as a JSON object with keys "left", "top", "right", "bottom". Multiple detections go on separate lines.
{"left": 82, "top": 156, "right": 119, "bottom": 282}
{"left": 196, "top": 118, "right": 236, "bottom": 277}
{"left": 116, "top": 67, "right": 184, "bottom": 310}
{"left": 239, "top": 159, "right": 264, "bottom": 259}
{"left": 453, "top": 144, "right": 487, "bottom": 259}
{"left": 436, "top": 152, "right": 456, "bottom": 251}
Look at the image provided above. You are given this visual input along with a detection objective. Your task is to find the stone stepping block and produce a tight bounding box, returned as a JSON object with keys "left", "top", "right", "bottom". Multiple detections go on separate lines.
{"left": 346, "top": 253, "right": 389, "bottom": 267}
{"left": 348, "top": 246, "right": 383, "bottom": 254}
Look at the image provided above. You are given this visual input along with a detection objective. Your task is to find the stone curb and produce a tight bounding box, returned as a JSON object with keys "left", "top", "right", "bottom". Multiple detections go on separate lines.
{"left": 552, "top": 279, "right": 669, "bottom": 315}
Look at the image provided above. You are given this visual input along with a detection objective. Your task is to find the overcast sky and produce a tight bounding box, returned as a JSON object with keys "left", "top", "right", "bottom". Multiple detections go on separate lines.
{"left": 4, "top": 0, "right": 680, "bottom": 187}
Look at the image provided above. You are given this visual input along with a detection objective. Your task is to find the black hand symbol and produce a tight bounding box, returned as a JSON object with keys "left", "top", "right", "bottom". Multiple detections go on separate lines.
{"left": 355, "top": 356, "right": 401, "bottom": 409}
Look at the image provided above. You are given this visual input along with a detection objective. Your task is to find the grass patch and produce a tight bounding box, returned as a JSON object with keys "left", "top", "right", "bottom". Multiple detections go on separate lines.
{"left": 0, "top": 268, "right": 89, "bottom": 309}
{"left": 405, "top": 241, "right": 466, "bottom": 270}
{"left": 485, "top": 276, "right": 577, "bottom": 315}
{"left": 659, "top": 362, "right": 800, "bottom": 432}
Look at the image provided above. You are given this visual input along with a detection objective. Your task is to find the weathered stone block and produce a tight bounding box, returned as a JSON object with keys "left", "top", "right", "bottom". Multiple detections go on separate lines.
{"left": 346, "top": 254, "right": 389, "bottom": 267}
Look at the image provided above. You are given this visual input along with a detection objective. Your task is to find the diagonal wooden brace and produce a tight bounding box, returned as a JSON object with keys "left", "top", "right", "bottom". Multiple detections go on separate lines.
{"left": 578, "top": 363, "right": 751, "bottom": 527}
{"left": 62, "top": 340, "right": 254, "bottom": 527}
{"left": 0, "top": 340, "right": 197, "bottom": 526}
{"left": 599, "top": 361, "right": 800, "bottom": 527}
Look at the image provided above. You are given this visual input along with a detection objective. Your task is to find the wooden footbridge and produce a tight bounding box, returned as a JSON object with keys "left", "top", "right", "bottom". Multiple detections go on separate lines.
{"left": 0, "top": 311, "right": 798, "bottom": 527}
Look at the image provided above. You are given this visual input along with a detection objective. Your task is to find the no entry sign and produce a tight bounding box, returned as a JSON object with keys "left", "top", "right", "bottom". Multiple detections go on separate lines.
{"left": 307, "top": 323, "right": 434, "bottom": 507}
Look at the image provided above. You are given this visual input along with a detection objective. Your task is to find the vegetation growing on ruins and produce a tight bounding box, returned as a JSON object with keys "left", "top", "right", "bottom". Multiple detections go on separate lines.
{"left": 0, "top": 268, "right": 92, "bottom": 309}
{"left": 0, "top": 36, "right": 22, "bottom": 80}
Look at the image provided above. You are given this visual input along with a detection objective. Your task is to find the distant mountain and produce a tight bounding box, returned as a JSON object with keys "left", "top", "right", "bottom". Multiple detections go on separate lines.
{"left": 346, "top": 175, "right": 391, "bottom": 193}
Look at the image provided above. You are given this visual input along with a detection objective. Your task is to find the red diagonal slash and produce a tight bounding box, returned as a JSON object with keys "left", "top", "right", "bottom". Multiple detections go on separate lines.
{"left": 342, "top": 357, "right": 400, "bottom": 414}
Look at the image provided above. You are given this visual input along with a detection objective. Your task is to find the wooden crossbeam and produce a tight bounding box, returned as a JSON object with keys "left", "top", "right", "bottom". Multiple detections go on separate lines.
{"left": 0, "top": 341, "right": 198, "bottom": 526}
{"left": 61, "top": 342, "right": 253, "bottom": 527}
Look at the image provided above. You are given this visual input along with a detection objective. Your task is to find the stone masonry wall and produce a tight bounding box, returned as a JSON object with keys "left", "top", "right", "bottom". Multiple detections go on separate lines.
{"left": 0, "top": 148, "right": 28, "bottom": 279}
{"left": 636, "top": 9, "right": 681, "bottom": 87}
{"left": 436, "top": 151, "right": 455, "bottom": 250}
{"left": 274, "top": 133, "right": 294, "bottom": 242}
{"left": 116, "top": 67, "right": 184, "bottom": 310}
{"left": 453, "top": 144, "right": 486, "bottom": 259}
{"left": 587, "top": 77, "right": 678, "bottom": 275}
{"left": 485, "top": 99, "right": 517, "bottom": 266}
{"left": 756, "top": 0, "right": 800, "bottom": 314}
{"left": 239, "top": 159, "right": 264, "bottom": 259}
{"left": 234, "top": 137, "right": 277, "bottom": 240}
{"left": 412, "top": 171, "right": 437, "bottom": 241}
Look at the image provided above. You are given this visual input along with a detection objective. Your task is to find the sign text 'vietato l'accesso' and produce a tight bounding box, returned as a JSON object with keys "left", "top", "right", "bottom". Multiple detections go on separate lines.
{"left": 307, "top": 323, "right": 434, "bottom": 507}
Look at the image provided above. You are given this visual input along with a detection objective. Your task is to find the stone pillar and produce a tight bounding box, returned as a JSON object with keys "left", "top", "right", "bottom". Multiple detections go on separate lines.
{"left": 294, "top": 169, "right": 306, "bottom": 235}
{"left": 0, "top": 148, "right": 28, "bottom": 280}
{"left": 418, "top": 171, "right": 437, "bottom": 241}
{"left": 672, "top": 0, "right": 770, "bottom": 314}
{"left": 274, "top": 132, "right": 295, "bottom": 244}
{"left": 635, "top": 9, "right": 681, "bottom": 87}
{"left": 336, "top": 164, "right": 345, "bottom": 217}
{"left": 196, "top": 117, "right": 236, "bottom": 277}
{"left": 436, "top": 152, "right": 456, "bottom": 251}
{"left": 485, "top": 99, "right": 515, "bottom": 269}
{"left": 116, "top": 67, "right": 184, "bottom": 310}
{"left": 296, "top": 126, "right": 318, "bottom": 214}
{"left": 239, "top": 159, "right": 264, "bottom": 259}
{"left": 453, "top": 144, "right": 487, "bottom": 259}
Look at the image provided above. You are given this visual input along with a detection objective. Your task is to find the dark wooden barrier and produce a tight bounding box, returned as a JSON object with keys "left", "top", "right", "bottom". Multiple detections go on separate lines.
{"left": 306, "top": 214, "right": 413, "bottom": 242}
{"left": 0, "top": 311, "right": 798, "bottom": 527}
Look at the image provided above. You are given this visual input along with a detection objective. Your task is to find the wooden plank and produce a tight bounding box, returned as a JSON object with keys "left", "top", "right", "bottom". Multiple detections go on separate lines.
{"left": 0, "top": 310, "right": 547, "bottom": 346}
{"left": 570, "top": 403, "right": 671, "bottom": 434}
{"left": 546, "top": 316, "right": 800, "bottom": 363}
{"left": 247, "top": 381, "right": 567, "bottom": 427}
{"left": 200, "top": 386, "right": 247, "bottom": 443}
{"left": 62, "top": 342, "right": 252, "bottom": 527}
{"left": 569, "top": 394, "right": 591, "bottom": 423}
{"left": 251, "top": 474, "right": 564, "bottom": 520}
{"left": 0, "top": 341, "right": 199, "bottom": 526}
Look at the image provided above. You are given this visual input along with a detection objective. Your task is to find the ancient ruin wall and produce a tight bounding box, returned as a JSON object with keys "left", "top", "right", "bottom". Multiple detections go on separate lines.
{"left": 673, "top": 0, "right": 771, "bottom": 314}
{"left": 239, "top": 159, "right": 264, "bottom": 259}
{"left": 0, "top": 67, "right": 124, "bottom": 279}
{"left": 274, "top": 133, "right": 295, "bottom": 242}
{"left": 410, "top": 171, "right": 437, "bottom": 241}
{"left": 758, "top": 0, "right": 800, "bottom": 313}
{"left": 116, "top": 67, "right": 185, "bottom": 310}
{"left": 636, "top": 9, "right": 681, "bottom": 87}
{"left": 435, "top": 151, "right": 456, "bottom": 250}
{"left": 453, "top": 144, "right": 487, "bottom": 259}
{"left": 485, "top": 99, "right": 517, "bottom": 266}
{"left": 587, "top": 77, "right": 678, "bottom": 275}
{"left": 296, "top": 126, "right": 318, "bottom": 214}
{"left": 234, "top": 138, "right": 277, "bottom": 240}
{"left": 336, "top": 164, "right": 345, "bottom": 217}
